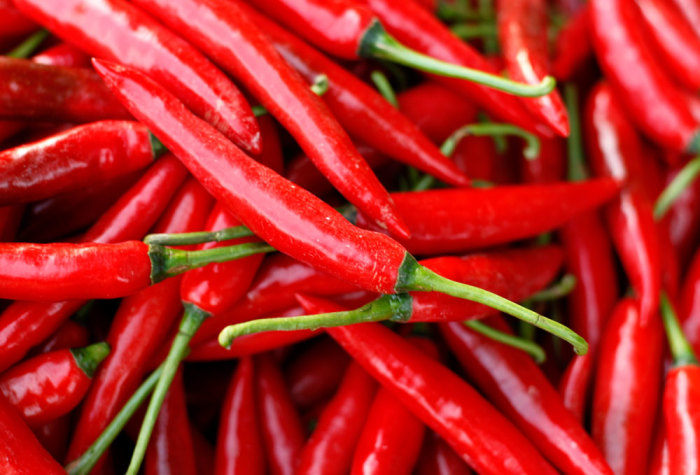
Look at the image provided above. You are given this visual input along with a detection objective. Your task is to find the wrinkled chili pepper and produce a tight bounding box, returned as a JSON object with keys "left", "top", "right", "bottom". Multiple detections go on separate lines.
{"left": 0, "top": 120, "right": 163, "bottom": 205}
{"left": 297, "top": 295, "right": 557, "bottom": 475}
{"left": 0, "top": 342, "right": 109, "bottom": 427}
{"left": 13, "top": 0, "right": 261, "bottom": 154}
{"left": 132, "top": 0, "right": 409, "bottom": 238}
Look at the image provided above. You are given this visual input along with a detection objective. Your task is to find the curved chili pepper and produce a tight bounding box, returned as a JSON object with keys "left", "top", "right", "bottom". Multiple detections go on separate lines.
{"left": 256, "top": 353, "right": 306, "bottom": 475}
{"left": 0, "top": 156, "right": 188, "bottom": 373}
{"left": 415, "top": 431, "right": 472, "bottom": 475}
{"left": 132, "top": 0, "right": 408, "bottom": 238}
{"left": 32, "top": 42, "right": 90, "bottom": 68}
{"left": 144, "top": 369, "right": 197, "bottom": 475}
{"left": 13, "top": 0, "right": 260, "bottom": 154}
{"left": 441, "top": 317, "right": 612, "bottom": 475}
{"left": 0, "top": 121, "right": 162, "bottom": 205}
{"left": 680, "top": 250, "right": 700, "bottom": 353}
{"left": 552, "top": 5, "right": 592, "bottom": 81}
{"left": 661, "top": 162, "right": 700, "bottom": 267}
{"left": 238, "top": 4, "right": 469, "bottom": 187}
{"left": 670, "top": 0, "right": 700, "bottom": 39}
{"left": 33, "top": 414, "right": 72, "bottom": 461}
{"left": 519, "top": 137, "right": 567, "bottom": 184}
{"left": 635, "top": 0, "right": 700, "bottom": 92}
{"left": 590, "top": 0, "right": 700, "bottom": 153}
{"left": 297, "top": 295, "right": 557, "bottom": 475}
{"left": 451, "top": 135, "right": 499, "bottom": 183}
{"left": 353, "top": 179, "right": 619, "bottom": 255}
{"left": 0, "top": 342, "right": 109, "bottom": 427}
{"left": 0, "top": 56, "right": 129, "bottom": 123}
{"left": 497, "top": 0, "right": 569, "bottom": 136}
{"left": 31, "top": 320, "right": 89, "bottom": 357}
{"left": 0, "top": 395, "right": 65, "bottom": 474}
{"left": 591, "top": 298, "right": 664, "bottom": 474}
{"left": 215, "top": 357, "right": 266, "bottom": 475}
{"left": 0, "top": 0, "right": 37, "bottom": 38}
{"left": 297, "top": 362, "right": 376, "bottom": 474}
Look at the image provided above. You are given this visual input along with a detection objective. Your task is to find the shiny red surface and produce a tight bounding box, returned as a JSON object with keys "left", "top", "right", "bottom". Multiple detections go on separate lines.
{"left": 415, "top": 432, "right": 472, "bottom": 475}
{"left": 680, "top": 251, "right": 700, "bottom": 355}
{"left": 663, "top": 365, "right": 700, "bottom": 474}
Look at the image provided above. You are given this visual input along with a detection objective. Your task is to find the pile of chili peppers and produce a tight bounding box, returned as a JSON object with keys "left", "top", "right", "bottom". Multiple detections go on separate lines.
{"left": 2, "top": 0, "right": 700, "bottom": 473}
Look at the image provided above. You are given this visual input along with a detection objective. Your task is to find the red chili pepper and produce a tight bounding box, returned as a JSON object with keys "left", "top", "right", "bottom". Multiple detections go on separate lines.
{"left": 415, "top": 431, "right": 472, "bottom": 475}
{"left": 31, "top": 319, "right": 89, "bottom": 357}
{"left": 297, "top": 362, "right": 377, "bottom": 474}
{"left": 32, "top": 42, "right": 90, "bottom": 68}
{"left": 0, "top": 56, "right": 129, "bottom": 123}
{"left": 0, "top": 0, "right": 37, "bottom": 38}
{"left": 144, "top": 369, "right": 197, "bottom": 475}
{"left": 132, "top": 0, "right": 408, "bottom": 238}
{"left": 670, "top": 0, "right": 700, "bottom": 39}
{"left": 519, "top": 137, "right": 567, "bottom": 184}
{"left": 680, "top": 250, "right": 700, "bottom": 353}
{"left": 661, "top": 162, "right": 700, "bottom": 267}
{"left": 215, "top": 357, "right": 266, "bottom": 475}
{"left": 0, "top": 395, "right": 65, "bottom": 474}
{"left": 0, "top": 156, "right": 188, "bottom": 373}
{"left": 0, "top": 120, "right": 162, "bottom": 205}
{"left": 32, "top": 415, "right": 72, "bottom": 462}
{"left": 552, "top": 5, "right": 592, "bottom": 81}
{"left": 440, "top": 316, "right": 612, "bottom": 475}
{"left": 238, "top": 4, "right": 470, "bottom": 187}
{"left": 591, "top": 298, "right": 664, "bottom": 474}
{"left": 13, "top": 0, "right": 261, "bottom": 154}
{"left": 451, "top": 135, "right": 500, "bottom": 183}
{"left": 286, "top": 338, "right": 350, "bottom": 410}
{"left": 590, "top": 0, "right": 700, "bottom": 153}
{"left": 496, "top": 0, "right": 569, "bottom": 136}
{"left": 354, "top": 179, "right": 619, "bottom": 255}
{"left": 297, "top": 295, "right": 557, "bottom": 475}
{"left": 0, "top": 203, "right": 24, "bottom": 241}
{"left": 0, "top": 342, "right": 109, "bottom": 427}
{"left": 256, "top": 353, "right": 306, "bottom": 475}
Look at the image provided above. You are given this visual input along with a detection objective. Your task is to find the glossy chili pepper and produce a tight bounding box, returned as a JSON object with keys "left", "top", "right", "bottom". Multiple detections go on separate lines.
{"left": 670, "top": 0, "right": 700, "bottom": 39}
{"left": 31, "top": 320, "right": 89, "bottom": 357}
{"left": 32, "top": 414, "right": 72, "bottom": 462}
{"left": 0, "top": 121, "right": 162, "bottom": 205}
{"left": 353, "top": 179, "right": 619, "bottom": 255}
{"left": 13, "top": 0, "right": 261, "bottom": 154}
{"left": 518, "top": 137, "right": 567, "bottom": 184}
{"left": 0, "top": 394, "right": 65, "bottom": 474}
{"left": 215, "top": 357, "right": 266, "bottom": 475}
{"left": 441, "top": 316, "right": 612, "bottom": 475}
{"left": 287, "top": 338, "right": 350, "bottom": 410}
{"left": 96, "top": 59, "right": 570, "bottom": 349}
{"left": 297, "top": 362, "right": 376, "bottom": 474}
{"left": 680, "top": 250, "right": 700, "bottom": 354}
{"left": 415, "top": 431, "right": 472, "bottom": 475}
{"left": 256, "top": 353, "right": 306, "bottom": 475}
{"left": 0, "top": 342, "right": 109, "bottom": 427}
{"left": 635, "top": 0, "right": 700, "bottom": 92}
{"left": 661, "top": 162, "right": 700, "bottom": 267}
{"left": 496, "top": 0, "right": 569, "bottom": 136}
{"left": 0, "top": 156, "right": 188, "bottom": 373}
{"left": 0, "top": 0, "right": 37, "bottom": 38}
{"left": 32, "top": 42, "right": 90, "bottom": 68}
{"left": 144, "top": 369, "right": 197, "bottom": 475}
{"left": 451, "top": 135, "right": 500, "bottom": 183}
{"left": 297, "top": 295, "right": 557, "bottom": 475}
{"left": 238, "top": 5, "right": 469, "bottom": 187}
{"left": 65, "top": 178, "right": 213, "bottom": 471}
{"left": 552, "top": 4, "right": 592, "bottom": 80}
{"left": 590, "top": 0, "right": 700, "bottom": 153}
{"left": 591, "top": 298, "right": 664, "bottom": 474}
{"left": 132, "top": 0, "right": 408, "bottom": 238}
{"left": 0, "top": 56, "right": 129, "bottom": 123}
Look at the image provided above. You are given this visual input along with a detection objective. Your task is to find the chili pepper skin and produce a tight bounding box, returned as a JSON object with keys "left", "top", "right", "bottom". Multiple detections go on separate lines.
{"left": 297, "top": 363, "right": 376, "bottom": 474}
{"left": 0, "top": 0, "right": 37, "bottom": 38}
{"left": 215, "top": 357, "right": 265, "bottom": 475}
{"left": 497, "top": 0, "right": 569, "bottom": 136}
{"left": 0, "top": 121, "right": 159, "bottom": 205}
{"left": 0, "top": 204, "right": 24, "bottom": 241}
{"left": 31, "top": 320, "right": 89, "bottom": 357}
{"left": 552, "top": 5, "right": 592, "bottom": 81}
{"left": 589, "top": 0, "right": 700, "bottom": 153}
{"left": 0, "top": 156, "right": 188, "bottom": 373}
{"left": 13, "top": 0, "right": 261, "bottom": 154}
{"left": 415, "top": 431, "right": 472, "bottom": 475}
{"left": 144, "top": 369, "right": 197, "bottom": 475}
{"left": 664, "top": 367, "right": 700, "bottom": 473}
{"left": 32, "top": 414, "right": 71, "bottom": 461}
{"left": 591, "top": 298, "right": 664, "bottom": 474}
{"left": 256, "top": 353, "right": 306, "bottom": 475}
{"left": 0, "top": 395, "right": 65, "bottom": 475}
{"left": 0, "top": 342, "right": 109, "bottom": 427}
{"left": 441, "top": 317, "right": 612, "bottom": 475}
{"left": 299, "top": 297, "right": 557, "bottom": 475}
{"left": 0, "top": 56, "right": 129, "bottom": 123}
{"left": 239, "top": 5, "right": 470, "bottom": 187}
{"left": 680, "top": 251, "right": 700, "bottom": 353}
{"left": 662, "top": 162, "right": 700, "bottom": 267}
{"left": 670, "top": 0, "right": 700, "bottom": 39}
{"left": 354, "top": 179, "right": 619, "bottom": 255}
{"left": 519, "top": 137, "right": 567, "bottom": 184}
{"left": 32, "top": 42, "right": 90, "bottom": 68}
{"left": 133, "top": 0, "right": 407, "bottom": 238}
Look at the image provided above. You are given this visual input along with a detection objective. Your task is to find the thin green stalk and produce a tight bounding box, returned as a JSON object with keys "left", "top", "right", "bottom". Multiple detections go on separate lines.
{"left": 450, "top": 22, "right": 498, "bottom": 40}
{"left": 654, "top": 155, "right": 700, "bottom": 220}
{"left": 526, "top": 274, "right": 577, "bottom": 304}
{"left": 464, "top": 320, "right": 546, "bottom": 363}
{"left": 144, "top": 225, "right": 255, "bottom": 247}
{"left": 7, "top": 29, "right": 49, "bottom": 58}
{"left": 564, "top": 84, "right": 587, "bottom": 181}
{"left": 478, "top": 0, "right": 499, "bottom": 54}
{"left": 441, "top": 122, "right": 540, "bottom": 159}
{"left": 370, "top": 70, "right": 398, "bottom": 107}
{"left": 660, "top": 292, "right": 698, "bottom": 367}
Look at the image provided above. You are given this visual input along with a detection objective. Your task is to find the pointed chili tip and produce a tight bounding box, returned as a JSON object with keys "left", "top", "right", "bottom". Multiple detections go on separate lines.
{"left": 383, "top": 213, "right": 412, "bottom": 240}
{"left": 549, "top": 115, "right": 571, "bottom": 138}
{"left": 244, "top": 130, "right": 264, "bottom": 156}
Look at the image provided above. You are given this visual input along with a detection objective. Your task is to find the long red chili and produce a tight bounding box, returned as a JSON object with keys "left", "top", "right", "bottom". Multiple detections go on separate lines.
{"left": 298, "top": 295, "right": 557, "bottom": 475}
{"left": 31, "top": 320, "right": 90, "bottom": 357}
{"left": 670, "top": 0, "right": 700, "bottom": 39}
{"left": 440, "top": 317, "right": 612, "bottom": 475}
{"left": 0, "top": 120, "right": 162, "bottom": 205}
{"left": 589, "top": 0, "right": 700, "bottom": 153}
{"left": 415, "top": 431, "right": 472, "bottom": 475}
{"left": 13, "top": 0, "right": 261, "bottom": 154}
{"left": 0, "top": 342, "right": 109, "bottom": 427}
{"left": 0, "top": 0, "right": 37, "bottom": 38}
{"left": 681, "top": 250, "right": 700, "bottom": 354}
{"left": 132, "top": 0, "right": 408, "bottom": 238}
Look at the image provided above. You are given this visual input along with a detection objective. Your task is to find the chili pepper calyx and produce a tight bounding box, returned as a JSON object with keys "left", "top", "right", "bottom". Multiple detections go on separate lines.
{"left": 70, "top": 342, "right": 110, "bottom": 379}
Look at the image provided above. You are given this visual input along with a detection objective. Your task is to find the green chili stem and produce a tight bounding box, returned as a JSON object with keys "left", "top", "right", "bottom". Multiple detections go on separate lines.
{"left": 478, "top": 0, "right": 498, "bottom": 54}
{"left": 310, "top": 73, "right": 329, "bottom": 96}
{"left": 441, "top": 122, "right": 541, "bottom": 159}
{"left": 450, "top": 22, "right": 498, "bottom": 40}
{"left": 70, "top": 342, "right": 110, "bottom": 379}
{"left": 362, "top": 22, "right": 555, "bottom": 98}
{"left": 412, "top": 174, "right": 436, "bottom": 191}
{"left": 65, "top": 363, "right": 164, "bottom": 475}
{"left": 252, "top": 105, "right": 267, "bottom": 117}
{"left": 464, "top": 320, "right": 546, "bottom": 363}
{"left": 654, "top": 155, "right": 700, "bottom": 220}
{"left": 526, "top": 274, "right": 577, "bottom": 303}
{"left": 370, "top": 70, "right": 398, "bottom": 107}
{"left": 144, "top": 224, "right": 255, "bottom": 247}
{"left": 564, "top": 84, "right": 588, "bottom": 182}
{"left": 7, "top": 29, "right": 49, "bottom": 58}
{"left": 126, "top": 305, "right": 209, "bottom": 475}
{"left": 660, "top": 292, "right": 698, "bottom": 367}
